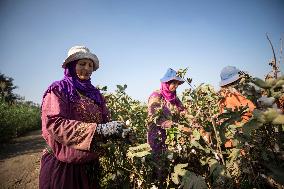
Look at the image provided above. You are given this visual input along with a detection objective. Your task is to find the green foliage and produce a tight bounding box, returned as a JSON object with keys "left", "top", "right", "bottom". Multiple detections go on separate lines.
{"left": 103, "top": 84, "right": 148, "bottom": 143}
{"left": 98, "top": 69, "right": 284, "bottom": 188}
{"left": 171, "top": 163, "right": 188, "bottom": 184}
{"left": 1, "top": 67, "right": 281, "bottom": 187}
{"left": 180, "top": 171, "right": 207, "bottom": 189}
{"left": 0, "top": 100, "right": 41, "bottom": 142}
{"left": 0, "top": 73, "right": 41, "bottom": 142}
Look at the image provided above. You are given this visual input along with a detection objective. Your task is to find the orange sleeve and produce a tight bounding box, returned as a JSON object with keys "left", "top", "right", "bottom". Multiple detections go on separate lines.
{"left": 239, "top": 96, "right": 255, "bottom": 122}
{"left": 219, "top": 92, "right": 255, "bottom": 123}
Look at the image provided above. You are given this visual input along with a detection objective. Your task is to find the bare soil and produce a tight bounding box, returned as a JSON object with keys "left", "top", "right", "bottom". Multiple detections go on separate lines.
{"left": 0, "top": 130, "right": 45, "bottom": 189}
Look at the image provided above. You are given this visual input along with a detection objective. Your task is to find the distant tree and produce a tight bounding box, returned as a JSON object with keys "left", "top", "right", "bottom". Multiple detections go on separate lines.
{"left": 0, "top": 73, "right": 20, "bottom": 103}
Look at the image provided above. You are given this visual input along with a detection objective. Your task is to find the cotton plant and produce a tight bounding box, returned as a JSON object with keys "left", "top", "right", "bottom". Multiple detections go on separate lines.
{"left": 96, "top": 67, "right": 284, "bottom": 188}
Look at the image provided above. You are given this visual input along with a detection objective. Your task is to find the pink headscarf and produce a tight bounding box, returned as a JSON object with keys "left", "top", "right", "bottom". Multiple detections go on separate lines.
{"left": 160, "top": 82, "right": 184, "bottom": 111}
{"left": 149, "top": 82, "right": 184, "bottom": 111}
{"left": 160, "top": 82, "right": 177, "bottom": 103}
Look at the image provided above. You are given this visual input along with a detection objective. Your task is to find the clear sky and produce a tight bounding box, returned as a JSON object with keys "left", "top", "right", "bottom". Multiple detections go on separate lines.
{"left": 0, "top": 0, "right": 283, "bottom": 104}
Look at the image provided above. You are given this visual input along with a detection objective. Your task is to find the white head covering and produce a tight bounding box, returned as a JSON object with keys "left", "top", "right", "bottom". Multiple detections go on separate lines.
{"left": 62, "top": 45, "right": 99, "bottom": 71}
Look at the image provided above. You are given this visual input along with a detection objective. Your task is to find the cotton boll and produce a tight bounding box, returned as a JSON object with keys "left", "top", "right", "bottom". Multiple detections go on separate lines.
{"left": 126, "top": 120, "right": 131, "bottom": 126}
{"left": 150, "top": 185, "right": 158, "bottom": 189}
{"left": 191, "top": 149, "right": 197, "bottom": 154}
{"left": 214, "top": 152, "right": 220, "bottom": 161}
{"left": 167, "top": 153, "right": 173, "bottom": 160}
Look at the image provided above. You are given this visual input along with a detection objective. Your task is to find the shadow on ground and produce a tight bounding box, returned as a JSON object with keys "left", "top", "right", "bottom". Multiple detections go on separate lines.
{"left": 0, "top": 130, "right": 45, "bottom": 160}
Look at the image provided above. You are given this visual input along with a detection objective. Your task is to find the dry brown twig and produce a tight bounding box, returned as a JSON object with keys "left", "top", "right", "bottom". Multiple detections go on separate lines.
{"left": 266, "top": 33, "right": 280, "bottom": 79}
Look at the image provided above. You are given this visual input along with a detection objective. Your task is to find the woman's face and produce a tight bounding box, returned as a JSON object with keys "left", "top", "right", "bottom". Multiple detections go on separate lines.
{"left": 168, "top": 80, "right": 181, "bottom": 92}
{"left": 75, "top": 59, "right": 94, "bottom": 80}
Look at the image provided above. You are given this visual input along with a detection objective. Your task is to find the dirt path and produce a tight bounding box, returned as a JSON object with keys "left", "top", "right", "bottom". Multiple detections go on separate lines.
{"left": 0, "top": 130, "right": 45, "bottom": 189}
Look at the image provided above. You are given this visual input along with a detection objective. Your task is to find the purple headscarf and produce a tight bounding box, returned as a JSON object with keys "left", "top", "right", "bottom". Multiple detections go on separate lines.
{"left": 43, "top": 61, "right": 103, "bottom": 106}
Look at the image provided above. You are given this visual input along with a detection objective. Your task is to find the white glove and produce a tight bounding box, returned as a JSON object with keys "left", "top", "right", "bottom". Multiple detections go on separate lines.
{"left": 96, "top": 121, "right": 124, "bottom": 136}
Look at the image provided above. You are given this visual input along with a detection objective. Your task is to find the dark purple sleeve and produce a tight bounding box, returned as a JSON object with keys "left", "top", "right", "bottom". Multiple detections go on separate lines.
{"left": 41, "top": 88, "right": 98, "bottom": 163}
{"left": 148, "top": 94, "right": 173, "bottom": 128}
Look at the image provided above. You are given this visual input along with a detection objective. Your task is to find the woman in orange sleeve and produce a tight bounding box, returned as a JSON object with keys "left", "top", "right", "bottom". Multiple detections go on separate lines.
{"left": 218, "top": 66, "right": 255, "bottom": 148}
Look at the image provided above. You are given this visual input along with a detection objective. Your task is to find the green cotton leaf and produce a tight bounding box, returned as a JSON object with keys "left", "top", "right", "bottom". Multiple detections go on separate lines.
{"left": 261, "top": 151, "right": 269, "bottom": 161}
{"left": 227, "top": 124, "right": 242, "bottom": 130}
{"left": 272, "top": 79, "right": 284, "bottom": 89}
{"left": 220, "top": 106, "right": 248, "bottom": 120}
{"left": 116, "top": 85, "right": 125, "bottom": 91}
{"left": 272, "top": 114, "right": 284, "bottom": 124}
{"left": 127, "top": 143, "right": 152, "bottom": 159}
{"left": 251, "top": 77, "right": 271, "bottom": 89}
{"left": 228, "top": 148, "right": 240, "bottom": 163}
{"left": 171, "top": 172, "right": 180, "bottom": 185}
{"left": 207, "top": 157, "right": 225, "bottom": 181}
{"left": 118, "top": 115, "right": 124, "bottom": 122}
{"left": 263, "top": 108, "right": 279, "bottom": 123}
{"left": 242, "top": 118, "right": 262, "bottom": 137}
{"left": 166, "top": 127, "right": 179, "bottom": 141}
{"left": 264, "top": 163, "right": 284, "bottom": 185}
{"left": 186, "top": 78, "right": 192, "bottom": 84}
{"left": 175, "top": 163, "right": 188, "bottom": 175}
{"left": 225, "top": 125, "right": 240, "bottom": 139}
{"left": 128, "top": 143, "right": 151, "bottom": 152}
{"left": 171, "top": 163, "right": 188, "bottom": 184}
{"left": 130, "top": 151, "right": 151, "bottom": 158}
{"left": 174, "top": 163, "right": 188, "bottom": 173}
{"left": 190, "top": 141, "right": 204, "bottom": 150}
{"left": 96, "top": 85, "right": 108, "bottom": 91}
{"left": 177, "top": 67, "right": 189, "bottom": 78}
{"left": 180, "top": 171, "right": 208, "bottom": 189}
{"left": 217, "top": 127, "right": 227, "bottom": 144}
{"left": 199, "top": 158, "right": 207, "bottom": 166}
{"left": 271, "top": 91, "right": 283, "bottom": 99}
{"left": 207, "top": 158, "right": 218, "bottom": 176}
{"left": 123, "top": 84, "right": 127, "bottom": 90}
{"left": 212, "top": 165, "right": 226, "bottom": 181}
{"left": 190, "top": 141, "right": 210, "bottom": 153}
{"left": 207, "top": 157, "right": 217, "bottom": 166}
{"left": 192, "top": 129, "right": 200, "bottom": 140}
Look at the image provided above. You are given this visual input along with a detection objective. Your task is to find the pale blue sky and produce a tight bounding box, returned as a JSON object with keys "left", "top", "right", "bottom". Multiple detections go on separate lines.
{"left": 0, "top": 0, "right": 283, "bottom": 104}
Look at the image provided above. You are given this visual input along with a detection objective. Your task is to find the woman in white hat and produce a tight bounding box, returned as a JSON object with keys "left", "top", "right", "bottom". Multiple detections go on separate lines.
{"left": 218, "top": 66, "right": 255, "bottom": 148}
{"left": 39, "top": 46, "right": 130, "bottom": 189}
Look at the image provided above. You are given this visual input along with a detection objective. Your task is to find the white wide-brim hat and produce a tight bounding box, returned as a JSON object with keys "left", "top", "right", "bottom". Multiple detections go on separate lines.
{"left": 62, "top": 45, "right": 99, "bottom": 71}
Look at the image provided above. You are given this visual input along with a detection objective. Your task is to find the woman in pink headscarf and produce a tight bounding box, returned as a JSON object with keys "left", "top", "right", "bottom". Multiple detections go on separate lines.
{"left": 147, "top": 68, "right": 186, "bottom": 153}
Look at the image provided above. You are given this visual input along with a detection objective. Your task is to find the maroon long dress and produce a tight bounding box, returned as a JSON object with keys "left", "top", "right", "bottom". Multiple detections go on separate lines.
{"left": 39, "top": 87, "right": 109, "bottom": 189}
